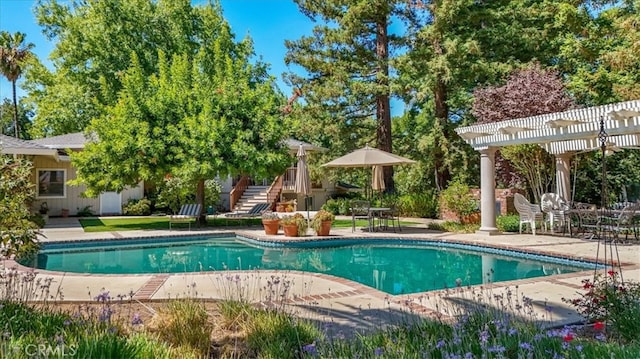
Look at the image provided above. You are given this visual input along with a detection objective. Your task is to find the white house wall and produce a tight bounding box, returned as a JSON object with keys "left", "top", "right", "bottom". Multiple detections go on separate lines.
{"left": 32, "top": 156, "right": 144, "bottom": 216}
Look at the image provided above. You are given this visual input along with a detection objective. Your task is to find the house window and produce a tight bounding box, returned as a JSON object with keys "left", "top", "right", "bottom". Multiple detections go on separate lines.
{"left": 37, "top": 169, "right": 66, "bottom": 198}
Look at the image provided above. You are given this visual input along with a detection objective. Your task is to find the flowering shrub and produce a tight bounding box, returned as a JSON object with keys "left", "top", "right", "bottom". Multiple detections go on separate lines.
{"left": 563, "top": 271, "right": 640, "bottom": 343}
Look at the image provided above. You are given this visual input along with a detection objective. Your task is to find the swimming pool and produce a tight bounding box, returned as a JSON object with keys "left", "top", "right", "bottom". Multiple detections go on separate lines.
{"left": 27, "top": 236, "right": 596, "bottom": 295}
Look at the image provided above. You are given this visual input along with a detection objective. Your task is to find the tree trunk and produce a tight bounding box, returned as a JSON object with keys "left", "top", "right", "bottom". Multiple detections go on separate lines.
{"left": 376, "top": 16, "right": 394, "bottom": 192}
{"left": 12, "top": 81, "right": 19, "bottom": 138}
{"left": 196, "top": 178, "right": 206, "bottom": 224}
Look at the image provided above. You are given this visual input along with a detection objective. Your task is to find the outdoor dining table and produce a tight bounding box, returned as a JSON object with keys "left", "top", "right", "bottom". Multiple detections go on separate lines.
{"left": 369, "top": 207, "right": 391, "bottom": 231}
{"left": 568, "top": 206, "right": 640, "bottom": 241}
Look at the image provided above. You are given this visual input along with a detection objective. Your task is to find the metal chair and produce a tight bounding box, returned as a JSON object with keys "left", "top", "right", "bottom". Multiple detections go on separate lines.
{"left": 351, "top": 200, "right": 373, "bottom": 232}
{"left": 540, "top": 193, "right": 570, "bottom": 234}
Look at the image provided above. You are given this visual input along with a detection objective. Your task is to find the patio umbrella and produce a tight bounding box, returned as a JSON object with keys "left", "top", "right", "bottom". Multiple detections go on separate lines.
{"left": 322, "top": 145, "right": 415, "bottom": 196}
{"left": 295, "top": 144, "right": 312, "bottom": 229}
{"left": 321, "top": 145, "right": 416, "bottom": 168}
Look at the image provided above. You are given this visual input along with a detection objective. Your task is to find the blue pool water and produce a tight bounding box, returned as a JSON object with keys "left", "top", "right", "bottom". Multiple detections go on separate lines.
{"left": 28, "top": 236, "right": 595, "bottom": 295}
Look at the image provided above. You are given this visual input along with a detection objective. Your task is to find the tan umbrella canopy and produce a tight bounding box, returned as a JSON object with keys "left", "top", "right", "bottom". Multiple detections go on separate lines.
{"left": 322, "top": 145, "right": 416, "bottom": 196}
{"left": 295, "top": 144, "right": 312, "bottom": 224}
{"left": 321, "top": 145, "right": 416, "bottom": 167}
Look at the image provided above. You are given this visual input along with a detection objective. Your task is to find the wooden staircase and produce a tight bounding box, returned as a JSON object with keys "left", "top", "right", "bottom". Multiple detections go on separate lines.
{"left": 232, "top": 185, "right": 270, "bottom": 212}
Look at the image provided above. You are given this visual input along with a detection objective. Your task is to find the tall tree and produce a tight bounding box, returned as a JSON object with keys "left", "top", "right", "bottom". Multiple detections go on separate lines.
{"left": 69, "top": 5, "right": 291, "bottom": 219}
{"left": 472, "top": 64, "right": 575, "bottom": 203}
{"left": 284, "top": 0, "right": 418, "bottom": 192}
{"left": 395, "top": 0, "right": 594, "bottom": 190}
{"left": 0, "top": 98, "right": 34, "bottom": 139}
{"left": 560, "top": 0, "right": 640, "bottom": 104}
{"left": 27, "top": 0, "right": 209, "bottom": 136}
{"left": 0, "top": 31, "right": 34, "bottom": 138}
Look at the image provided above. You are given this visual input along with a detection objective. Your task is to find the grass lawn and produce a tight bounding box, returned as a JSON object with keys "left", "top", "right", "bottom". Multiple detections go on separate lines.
{"left": 79, "top": 217, "right": 418, "bottom": 232}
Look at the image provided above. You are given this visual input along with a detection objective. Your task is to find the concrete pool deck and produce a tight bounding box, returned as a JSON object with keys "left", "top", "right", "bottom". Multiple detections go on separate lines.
{"left": 4, "top": 216, "right": 640, "bottom": 335}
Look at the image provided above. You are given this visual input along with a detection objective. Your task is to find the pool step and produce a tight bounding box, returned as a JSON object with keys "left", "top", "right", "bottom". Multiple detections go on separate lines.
{"left": 133, "top": 274, "right": 170, "bottom": 300}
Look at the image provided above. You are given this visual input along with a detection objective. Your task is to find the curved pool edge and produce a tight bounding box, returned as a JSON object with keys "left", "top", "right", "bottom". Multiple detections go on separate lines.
{"left": 5, "top": 229, "right": 640, "bottom": 331}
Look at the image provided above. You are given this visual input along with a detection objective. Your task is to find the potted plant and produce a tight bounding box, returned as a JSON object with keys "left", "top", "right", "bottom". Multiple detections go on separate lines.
{"left": 261, "top": 211, "right": 280, "bottom": 235}
{"left": 281, "top": 213, "right": 307, "bottom": 237}
{"left": 311, "top": 209, "right": 335, "bottom": 236}
{"left": 39, "top": 202, "right": 49, "bottom": 222}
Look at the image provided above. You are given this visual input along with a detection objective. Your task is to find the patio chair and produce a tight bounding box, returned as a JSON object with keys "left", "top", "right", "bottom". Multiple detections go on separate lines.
{"left": 571, "top": 202, "right": 600, "bottom": 239}
{"left": 540, "top": 193, "right": 570, "bottom": 234}
{"left": 169, "top": 203, "right": 202, "bottom": 230}
{"left": 377, "top": 205, "right": 401, "bottom": 232}
{"left": 600, "top": 203, "right": 640, "bottom": 242}
{"left": 351, "top": 200, "right": 373, "bottom": 232}
{"left": 224, "top": 202, "right": 271, "bottom": 226}
{"left": 514, "top": 193, "right": 544, "bottom": 235}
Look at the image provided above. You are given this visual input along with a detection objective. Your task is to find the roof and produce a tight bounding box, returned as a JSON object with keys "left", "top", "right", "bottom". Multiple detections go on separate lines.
{"left": 30, "top": 132, "right": 92, "bottom": 149}
{"left": 0, "top": 134, "right": 59, "bottom": 159}
{"left": 455, "top": 99, "right": 640, "bottom": 154}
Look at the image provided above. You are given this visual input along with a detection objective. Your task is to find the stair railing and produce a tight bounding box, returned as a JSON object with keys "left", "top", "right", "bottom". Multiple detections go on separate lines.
{"left": 266, "top": 176, "right": 283, "bottom": 211}
{"left": 230, "top": 175, "right": 249, "bottom": 211}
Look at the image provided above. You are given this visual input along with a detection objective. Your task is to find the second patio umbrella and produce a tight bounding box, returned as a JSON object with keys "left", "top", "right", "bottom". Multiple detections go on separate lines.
{"left": 322, "top": 145, "right": 415, "bottom": 195}
{"left": 295, "top": 144, "right": 312, "bottom": 229}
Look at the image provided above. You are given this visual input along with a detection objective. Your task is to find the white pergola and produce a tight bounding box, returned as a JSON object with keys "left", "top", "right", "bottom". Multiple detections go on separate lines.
{"left": 455, "top": 99, "right": 640, "bottom": 235}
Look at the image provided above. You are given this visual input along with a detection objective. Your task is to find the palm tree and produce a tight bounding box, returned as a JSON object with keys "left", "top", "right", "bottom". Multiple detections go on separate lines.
{"left": 0, "top": 31, "right": 34, "bottom": 138}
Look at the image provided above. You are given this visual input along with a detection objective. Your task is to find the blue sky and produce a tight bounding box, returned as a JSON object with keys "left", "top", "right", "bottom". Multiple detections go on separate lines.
{"left": 0, "top": 0, "right": 313, "bottom": 100}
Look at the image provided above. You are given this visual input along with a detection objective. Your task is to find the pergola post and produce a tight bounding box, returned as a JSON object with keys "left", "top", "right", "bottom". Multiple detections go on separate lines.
{"left": 477, "top": 147, "right": 500, "bottom": 235}
{"left": 555, "top": 153, "right": 573, "bottom": 202}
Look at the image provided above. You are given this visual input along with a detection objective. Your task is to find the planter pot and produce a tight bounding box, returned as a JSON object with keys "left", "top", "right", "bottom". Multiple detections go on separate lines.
{"left": 61, "top": 209, "right": 69, "bottom": 218}
{"left": 262, "top": 219, "right": 280, "bottom": 235}
{"left": 282, "top": 224, "right": 298, "bottom": 237}
{"left": 461, "top": 212, "right": 481, "bottom": 224}
{"left": 315, "top": 220, "right": 332, "bottom": 236}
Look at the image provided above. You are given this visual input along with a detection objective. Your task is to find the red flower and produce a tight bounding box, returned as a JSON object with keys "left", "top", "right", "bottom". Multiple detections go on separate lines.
{"left": 593, "top": 322, "right": 605, "bottom": 330}
{"left": 563, "top": 334, "right": 574, "bottom": 342}
{"left": 583, "top": 282, "right": 594, "bottom": 289}
{"left": 608, "top": 270, "right": 615, "bottom": 277}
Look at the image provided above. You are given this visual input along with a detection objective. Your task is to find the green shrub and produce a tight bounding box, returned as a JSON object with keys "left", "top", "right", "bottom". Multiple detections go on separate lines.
{"left": 76, "top": 205, "right": 95, "bottom": 217}
{"left": 564, "top": 272, "right": 640, "bottom": 343}
{"left": 321, "top": 198, "right": 341, "bottom": 215}
{"left": 497, "top": 215, "right": 520, "bottom": 232}
{"left": 122, "top": 198, "right": 151, "bottom": 216}
{"left": 28, "top": 213, "right": 46, "bottom": 228}
{"left": 439, "top": 179, "right": 478, "bottom": 220}
{"left": 247, "top": 309, "right": 321, "bottom": 359}
{"left": 397, "top": 191, "right": 438, "bottom": 218}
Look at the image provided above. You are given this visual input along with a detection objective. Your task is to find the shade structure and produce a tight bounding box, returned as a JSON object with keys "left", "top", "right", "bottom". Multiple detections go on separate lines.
{"left": 321, "top": 145, "right": 416, "bottom": 168}
{"left": 371, "top": 165, "right": 385, "bottom": 192}
{"left": 295, "top": 145, "right": 312, "bottom": 230}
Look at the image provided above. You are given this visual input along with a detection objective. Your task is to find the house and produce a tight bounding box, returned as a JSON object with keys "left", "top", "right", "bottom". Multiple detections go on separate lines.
{"left": 0, "top": 133, "right": 143, "bottom": 216}
{"left": 1, "top": 132, "right": 339, "bottom": 216}
{"left": 223, "top": 138, "right": 340, "bottom": 212}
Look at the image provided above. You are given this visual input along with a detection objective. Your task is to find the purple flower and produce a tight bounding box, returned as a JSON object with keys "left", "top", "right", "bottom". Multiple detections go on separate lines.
{"left": 508, "top": 327, "right": 518, "bottom": 336}
{"left": 479, "top": 329, "right": 489, "bottom": 344}
{"left": 488, "top": 345, "right": 506, "bottom": 353}
{"left": 302, "top": 343, "right": 317, "bottom": 356}
{"left": 595, "top": 332, "right": 606, "bottom": 341}
{"left": 575, "top": 345, "right": 583, "bottom": 352}
{"left": 131, "top": 313, "right": 143, "bottom": 325}
{"left": 99, "top": 307, "right": 113, "bottom": 322}
{"left": 464, "top": 353, "right": 474, "bottom": 359}
{"left": 374, "top": 347, "right": 384, "bottom": 356}
{"left": 95, "top": 291, "right": 111, "bottom": 302}
{"left": 63, "top": 319, "right": 71, "bottom": 326}
{"left": 436, "top": 339, "right": 446, "bottom": 349}
{"left": 519, "top": 342, "right": 533, "bottom": 351}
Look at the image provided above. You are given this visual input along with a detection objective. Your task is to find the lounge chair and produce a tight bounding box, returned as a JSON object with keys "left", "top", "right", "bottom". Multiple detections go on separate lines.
{"left": 514, "top": 193, "right": 543, "bottom": 235}
{"left": 224, "top": 203, "right": 271, "bottom": 225}
{"left": 169, "top": 204, "right": 202, "bottom": 230}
